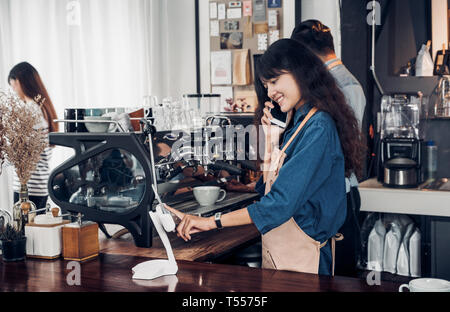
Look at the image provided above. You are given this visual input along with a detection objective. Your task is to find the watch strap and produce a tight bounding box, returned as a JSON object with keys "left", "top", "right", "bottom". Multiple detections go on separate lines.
{"left": 214, "top": 212, "right": 223, "bottom": 229}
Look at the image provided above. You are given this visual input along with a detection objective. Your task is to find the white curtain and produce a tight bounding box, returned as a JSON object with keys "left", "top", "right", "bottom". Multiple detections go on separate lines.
{"left": 0, "top": 0, "right": 197, "bottom": 211}
{"left": 1, "top": 0, "right": 156, "bottom": 110}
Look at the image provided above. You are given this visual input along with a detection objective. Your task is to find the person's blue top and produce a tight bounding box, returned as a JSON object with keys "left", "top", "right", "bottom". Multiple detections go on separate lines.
{"left": 248, "top": 102, "right": 347, "bottom": 276}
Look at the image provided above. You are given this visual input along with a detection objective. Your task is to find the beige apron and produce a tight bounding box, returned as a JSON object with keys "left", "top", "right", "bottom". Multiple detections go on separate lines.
{"left": 261, "top": 107, "right": 343, "bottom": 276}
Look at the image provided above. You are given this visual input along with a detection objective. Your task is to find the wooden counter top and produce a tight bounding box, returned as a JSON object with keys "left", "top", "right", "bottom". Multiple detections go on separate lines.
{"left": 100, "top": 224, "right": 260, "bottom": 262}
{"left": 0, "top": 253, "right": 402, "bottom": 292}
{"left": 99, "top": 191, "right": 261, "bottom": 262}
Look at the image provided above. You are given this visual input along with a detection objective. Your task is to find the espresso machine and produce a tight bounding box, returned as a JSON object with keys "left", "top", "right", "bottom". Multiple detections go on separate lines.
{"left": 48, "top": 109, "right": 259, "bottom": 247}
{"left": 378, "top": 93, "right": 423, "bottom": 188}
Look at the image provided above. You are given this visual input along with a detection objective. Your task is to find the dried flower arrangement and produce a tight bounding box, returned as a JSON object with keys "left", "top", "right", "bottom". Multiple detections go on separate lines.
{"left": 0, "top": 223, "right": 25, "bottom": 242}
{"left": 0, "top": 107, "right": 5, "bottom": 172}
{"left": 0, "top": 90, "right": 47, "bottom": 184}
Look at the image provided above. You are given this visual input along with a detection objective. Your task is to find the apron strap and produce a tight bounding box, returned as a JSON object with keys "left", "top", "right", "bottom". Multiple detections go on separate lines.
{"left": 326, "top": 59, "right": 343, "bottom": 70}
{"left": 281, "top": 107, "right": 318, "bottom": 153}
{"left": 331, "top": 233, "right": 344, "bottom": 277}
{"left": 264, "top": 107, "right": 318, "bottom": 184}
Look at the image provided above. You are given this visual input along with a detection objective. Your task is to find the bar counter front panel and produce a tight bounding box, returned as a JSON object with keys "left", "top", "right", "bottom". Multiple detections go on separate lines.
{"left": 0, "top": 253, "right": 402, "bottom": 292}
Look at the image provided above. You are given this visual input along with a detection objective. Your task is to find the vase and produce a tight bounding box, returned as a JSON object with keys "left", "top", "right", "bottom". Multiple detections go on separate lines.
{"left": 1, "top": 237, "right": 27, "bottom": 261}
{"left": 12, "top": 184, "right": 37, "bottom": 234}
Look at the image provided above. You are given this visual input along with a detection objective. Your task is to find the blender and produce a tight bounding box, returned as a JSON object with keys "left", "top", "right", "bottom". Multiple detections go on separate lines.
{"left": 379, "top": 93, "right": 423, "bottom": 188}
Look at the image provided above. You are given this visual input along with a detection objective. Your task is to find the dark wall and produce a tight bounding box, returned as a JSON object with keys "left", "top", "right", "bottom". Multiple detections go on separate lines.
{"left": 340, "top": 0, "right": 372, "bottom": 179}
{"left": 295, "top": 0, "right": 449, "bottom": 179}
{"left": 373, "top": 0, "right": 450, "bottom": 179}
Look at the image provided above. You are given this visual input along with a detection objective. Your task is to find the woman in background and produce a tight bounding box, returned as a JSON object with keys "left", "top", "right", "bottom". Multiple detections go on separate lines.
{"left": 8, "top": 62, "right": 59, "bottom": 209}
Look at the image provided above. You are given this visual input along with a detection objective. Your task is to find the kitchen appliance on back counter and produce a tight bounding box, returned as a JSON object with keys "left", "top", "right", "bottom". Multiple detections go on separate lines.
{"left": 429, "top": 75, "right": 450, "bottom": 118}
{"left": 48, "top": 110, "right": 259, "bottom": 248}
{"left": 378, "top": 93, "right": 424, "bottom": 188}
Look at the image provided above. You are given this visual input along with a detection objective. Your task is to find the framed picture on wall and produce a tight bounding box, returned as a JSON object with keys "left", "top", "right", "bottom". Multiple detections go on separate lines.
{"left": 220, "top": 32, "right": 243, "bottom": 49}
{"left": 268, "top": 0, "right": 281, "bottom": 8}
{"left": 211, "top": 51, "right": 232, "bottom": 85}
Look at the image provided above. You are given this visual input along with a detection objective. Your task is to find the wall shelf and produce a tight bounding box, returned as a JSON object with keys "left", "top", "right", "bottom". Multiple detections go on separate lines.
{"left": 380, "top": 76, "right": 440, "bottom": 96}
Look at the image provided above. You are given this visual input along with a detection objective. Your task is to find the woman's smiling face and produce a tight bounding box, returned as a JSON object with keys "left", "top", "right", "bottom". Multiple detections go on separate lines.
{"left": 262, "top": 72, "right": 304, "bottom": 112}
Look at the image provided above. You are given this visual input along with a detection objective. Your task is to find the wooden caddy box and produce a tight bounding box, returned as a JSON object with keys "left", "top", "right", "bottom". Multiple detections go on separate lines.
{"left": 62, "top": 222, "right": 99, "bottom": 261}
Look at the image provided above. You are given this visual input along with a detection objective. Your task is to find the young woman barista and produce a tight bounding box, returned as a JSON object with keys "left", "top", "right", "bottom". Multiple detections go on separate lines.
{"left": 8, "top": 62, "right": 59, "bottom": 209}
{"left": 165, "top": 39, "right": 364, "bottom": 276}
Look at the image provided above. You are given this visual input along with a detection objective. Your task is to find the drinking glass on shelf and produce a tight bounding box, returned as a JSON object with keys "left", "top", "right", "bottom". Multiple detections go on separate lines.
{"left": 182, "top": 95, "right": 203, "bottom": 129}
{"left": 152, "top": 104, "right": 165, "bottom": 131}
{"left": 170, "top": 100, "right": 184, "bottom": 130}
{"left": 161, "top": 97, "right": 173, "bottom": 131}
{"left": 142, "top": 95, "right": 157, "bottom": 115}
{"left": 181, "top": 97, "right": 193, "bottom": 129}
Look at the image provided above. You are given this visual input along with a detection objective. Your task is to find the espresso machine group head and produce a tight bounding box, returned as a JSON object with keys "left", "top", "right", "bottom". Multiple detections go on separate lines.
{"left": 378, "top": 93, "right": 423, "bottom": 188}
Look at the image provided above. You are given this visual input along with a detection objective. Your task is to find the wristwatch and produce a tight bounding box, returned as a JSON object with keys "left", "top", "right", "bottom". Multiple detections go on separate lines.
{"left": 214, "top": 212, "right": 223, "bottom": 229}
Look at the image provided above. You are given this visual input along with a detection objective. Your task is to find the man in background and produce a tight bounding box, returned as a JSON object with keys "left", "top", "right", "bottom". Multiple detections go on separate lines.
{"left": 291, "top": 19, "right": 366, "bottom": 278}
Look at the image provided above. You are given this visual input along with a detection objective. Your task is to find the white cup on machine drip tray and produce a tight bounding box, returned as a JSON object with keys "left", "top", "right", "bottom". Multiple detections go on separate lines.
{"left": 193, "top": 186, "right": 226, "bottom": 206}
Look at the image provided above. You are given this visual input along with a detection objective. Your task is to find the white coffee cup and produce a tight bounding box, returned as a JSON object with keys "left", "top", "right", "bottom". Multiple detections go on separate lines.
{"left": 193, "top": 186, "right": 226, "bottom": 206}
{"left": 399, "top": 278, "right": 450, "bottom": 292}
{"left": 84, "top": 116, "right": 118, "bottom": 133}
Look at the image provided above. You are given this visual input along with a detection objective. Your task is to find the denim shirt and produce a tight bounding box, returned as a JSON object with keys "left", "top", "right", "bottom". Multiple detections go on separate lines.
{"left": 248, "top": 103, "right": 347, "bottom": 275}
{"left": 325, "top": 58, "right": 366, "bottom": 190}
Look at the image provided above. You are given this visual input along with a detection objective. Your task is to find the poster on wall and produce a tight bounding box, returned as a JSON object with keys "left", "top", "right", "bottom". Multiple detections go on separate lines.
{"left": 253, "top": 0, "right": 266, "bottom": 22}
{"left": 224, "top": 20, "right": 239, "bottom": 31}
{"left": 218, "top": 3, "right": 226, "bottom": 20}
{"left": 257, "top": 33, "right": 268, "bottom": 51}
{"left": 210, "top": 20, "right": 219, "bottom": 36}
{"left": 268, "top": 10, "right": 278, "bottom": 27}
{"left": 220, "top": 32, "right": 243, "bottom": 49}
{"left": 210, "top": 2, "right": 218, "bottom": 19}
{"left": 269, "top": 29, "right": 279, "bottom": 45}
{"left": 268, "top": 0, "right": 281, "bottom": 8}
{"left": 243, "top": 0, "right": 252, "bottom": 16}
{"left": 227, "top": 8, "right": 242, "bottom": 19}
{"left": 211, "top": 51, "right": 232, "bottom": 85}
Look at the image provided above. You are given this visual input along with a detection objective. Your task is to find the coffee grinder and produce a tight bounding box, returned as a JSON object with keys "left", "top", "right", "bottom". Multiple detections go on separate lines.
{"left": 378, "top": 93, "right": 423, "bottom": 188}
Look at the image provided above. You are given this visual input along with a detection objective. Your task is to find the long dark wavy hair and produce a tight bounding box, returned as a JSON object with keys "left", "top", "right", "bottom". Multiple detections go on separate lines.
{"left": 254, "top": 39, "right": 365, "bottom": 178}
{"left": 8, "top": 62, "right": 59, "bottom": 133}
